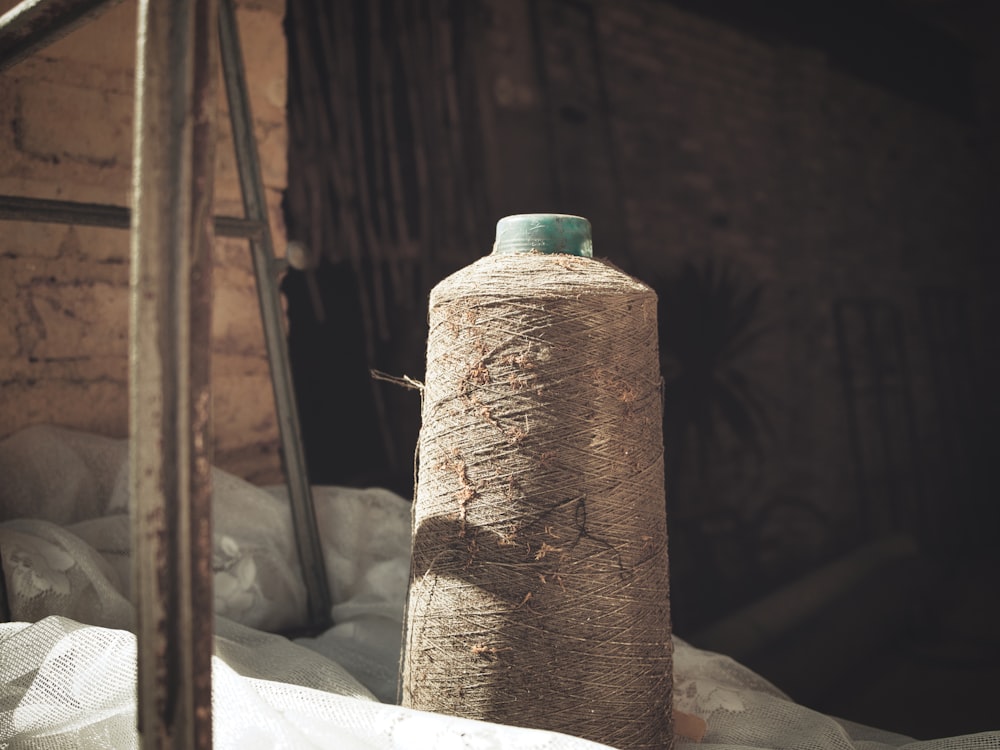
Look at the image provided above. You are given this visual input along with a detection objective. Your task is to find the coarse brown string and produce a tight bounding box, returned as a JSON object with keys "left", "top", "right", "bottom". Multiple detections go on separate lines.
{"left": 401, "top": 253, "right": 674, "bottom": 750}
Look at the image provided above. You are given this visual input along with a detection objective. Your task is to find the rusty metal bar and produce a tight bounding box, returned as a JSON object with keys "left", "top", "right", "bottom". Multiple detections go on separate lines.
{"left": 0, "top": 194, "right": 266, "bottom": 239}
{"left": 218, "top": 0, "right": 332, "bottom": 628}
{"left": 0, "top": 194, "right": 128, "bottom": 227}
{"left": 185, "top": 0, "right": 218, "bottom": 745}
{"left": 0, "top": 0, "right": 122, "bottom": 73}
{"left": 129, "top": 0, "right": 217, "bottom": 746}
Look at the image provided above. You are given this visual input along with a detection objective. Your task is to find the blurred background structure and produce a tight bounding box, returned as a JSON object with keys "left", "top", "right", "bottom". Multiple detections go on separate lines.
{"left": 0, "top": 0, "right": 996, "bottom": 740}
{"left": 281, "top": 0, "right": 999, "bottom": 739}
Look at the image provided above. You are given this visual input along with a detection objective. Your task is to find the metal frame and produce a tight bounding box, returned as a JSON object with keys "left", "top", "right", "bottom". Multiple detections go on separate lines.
{"left": 0, "top": 0, "right": 333, "bottom": 745}
{"left": 0, "top": 194, "right": 267, "bottom": 238}
{"left": 217, "top": 0, "right": 330, "bottom": 628}
{"left": 0, "top": 0, "right": 124, "bottom": 73}
{"left": 129, "top": 1, "right": 216, "bottom": 744}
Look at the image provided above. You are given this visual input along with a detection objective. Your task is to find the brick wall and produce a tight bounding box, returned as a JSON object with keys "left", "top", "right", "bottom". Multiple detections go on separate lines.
{"left": 476, "top": 0, "right": 993, "bottom": 624}
{"left": 0, "top": 0, "right": 289, "bottom": 484}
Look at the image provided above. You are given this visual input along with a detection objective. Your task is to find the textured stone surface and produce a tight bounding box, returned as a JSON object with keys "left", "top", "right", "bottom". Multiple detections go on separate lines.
{"left": 0, "top": 0, "right": 288, "bottom": 484}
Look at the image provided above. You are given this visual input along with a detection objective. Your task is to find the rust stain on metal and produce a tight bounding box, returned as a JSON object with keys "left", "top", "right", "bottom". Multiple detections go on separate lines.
{"left": 130, "top": 0, "right": 217, "bottom": 746}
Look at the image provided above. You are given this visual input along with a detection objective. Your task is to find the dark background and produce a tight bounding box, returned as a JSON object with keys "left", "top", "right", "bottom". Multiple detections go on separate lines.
{"left": 280, "top": 0, "right": 999, "bottom": 739}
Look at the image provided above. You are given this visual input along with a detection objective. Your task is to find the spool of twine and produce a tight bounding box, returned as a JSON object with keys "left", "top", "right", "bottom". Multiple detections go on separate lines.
{"left": 401, "top": 215, "right": 673, "bottom": 749}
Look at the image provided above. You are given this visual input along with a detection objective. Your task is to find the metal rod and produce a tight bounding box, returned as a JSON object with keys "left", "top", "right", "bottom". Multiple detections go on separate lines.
{"left": 833, "top": 300, "right": 870, "bottom": 538}
{"left": 185, "top": 0, "right": 218, "bottom": 744}
{"left": 0, "top": 194, "right": 265, "bottom": 239}
{"left": 0, "top": 542, "right": 11, "bottom": 623}
{"left": 0, "top": 0, "right": 122, "bottom": 73}
{"left": 218, "top": 0, "right": 332, "bottom": 628}
{"left": 130, "top": 0, "right": 216, "bottom": 746}
{"left": 890, "top": 306, "right": 925, "bottom": 534}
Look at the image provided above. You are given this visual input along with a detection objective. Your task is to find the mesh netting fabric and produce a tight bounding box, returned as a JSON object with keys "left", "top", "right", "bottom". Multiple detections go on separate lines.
{"left": 1, "top": 426, "right": 997, "bottom": 749}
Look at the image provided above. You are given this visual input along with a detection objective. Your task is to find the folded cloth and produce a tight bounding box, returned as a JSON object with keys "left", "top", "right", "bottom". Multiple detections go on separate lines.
{"left": 1, "top": 426, "right": 998, "bottom": 750}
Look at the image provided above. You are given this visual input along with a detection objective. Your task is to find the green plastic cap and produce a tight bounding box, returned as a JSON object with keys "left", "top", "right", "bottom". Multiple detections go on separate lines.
{"left": 492, "top": 213, "right": 593, "bottom": 258}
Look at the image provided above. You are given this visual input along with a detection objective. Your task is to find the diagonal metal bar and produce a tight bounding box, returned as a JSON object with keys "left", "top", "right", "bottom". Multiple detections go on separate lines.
{"left": 130, "top": 0, "right": 217, "bottom": 746}
{"left": 218, "top": 0, "right": 331, "bottom": 628}
{"left": 0, "top": 0, "right": 122, "bottom": 73}
{"left": 0, "top": 194, "right": 267, "bottom": 239}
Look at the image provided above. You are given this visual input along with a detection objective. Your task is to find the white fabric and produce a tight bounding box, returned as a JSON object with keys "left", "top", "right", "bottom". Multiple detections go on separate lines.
{"left": 0, "top": 425, "right": 997, "bottom": 749}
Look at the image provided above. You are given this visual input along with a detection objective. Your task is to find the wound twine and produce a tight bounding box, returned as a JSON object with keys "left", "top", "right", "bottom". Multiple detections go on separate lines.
{"left": 401, "top": 215, "right": 673, "bottom": 749}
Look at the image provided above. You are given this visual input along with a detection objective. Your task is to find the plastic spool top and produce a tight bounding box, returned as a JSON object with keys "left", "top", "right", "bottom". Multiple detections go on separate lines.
{"left": 492, "top": 213, "right": 594, "bottom": 258}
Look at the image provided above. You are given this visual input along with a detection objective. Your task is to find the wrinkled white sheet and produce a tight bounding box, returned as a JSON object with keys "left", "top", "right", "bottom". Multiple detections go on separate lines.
{"left": 1, "top": 426, "right": 997, "bottom": 750}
